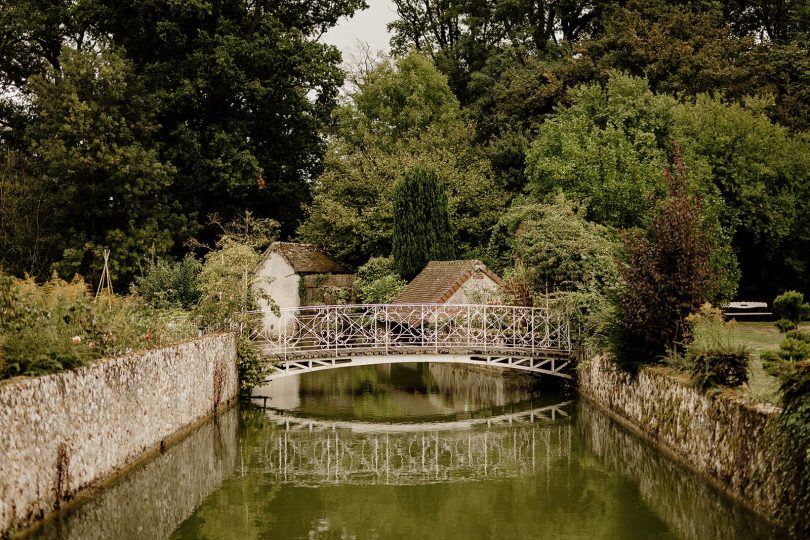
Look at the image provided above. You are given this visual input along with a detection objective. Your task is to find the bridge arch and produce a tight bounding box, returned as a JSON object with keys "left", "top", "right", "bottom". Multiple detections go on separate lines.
{"left": 245, "top": 303, "right": 574, "bottom": 381}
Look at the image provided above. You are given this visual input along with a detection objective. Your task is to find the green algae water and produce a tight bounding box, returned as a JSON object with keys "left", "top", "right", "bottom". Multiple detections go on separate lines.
{"left": 31, "top": 364, "right": 777, "bottom": 539}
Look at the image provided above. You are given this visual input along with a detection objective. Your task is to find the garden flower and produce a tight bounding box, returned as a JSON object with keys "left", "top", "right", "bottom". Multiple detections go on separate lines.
{"left": 72, "top": 335, "right": 81, "bottom": 344}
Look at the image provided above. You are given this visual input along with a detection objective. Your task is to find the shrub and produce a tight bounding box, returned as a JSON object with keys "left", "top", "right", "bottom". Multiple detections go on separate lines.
{"left": 773, "top": 290, "right": 810, "bottom": 324}
{"left": 760, "top": 351, "right": 783, "bottom": 377}
{"left": 195, "top": 238, "right": 266, "bottom": 331}
{"left": 770, "top": 360, "right": 810, "bottom": 536}
{"left": 688, "top": 350, "right": 749, "bottom": 390}
{"left": 236, "top": 335, "right": 269, "bottom": 395}
{"left": 787, "top": 330, "right": 810, "bottom": 343}
{"left": 777, "top": 338, "right": 810, "bottom": 362}
{"left": 509, "top": 194, "right": 619, "bottom": 294}
{"left": 354, "top": 257, "right": 407, "bottom": 304}
{"left": 611, "top": 152, "right": 721, "bottom": 368}
{"left": 681, "top": 304, "right": 749, "bottom": 389}
{"left": 133, "top": 256, "right": 201, "bottom": 309}
{"left": 775, "top": 318, "right": 798, "bottom": 333}
{"left": 0, "top": 272, "right": 197, "bottom": 379}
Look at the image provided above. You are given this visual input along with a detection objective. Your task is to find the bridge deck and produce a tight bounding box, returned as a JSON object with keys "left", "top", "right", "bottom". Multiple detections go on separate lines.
{"left": 245, "top": 303, "right": 574, "bottom": 381}
{"left": 254, "top": 342, "right": 571, "bottom": 361}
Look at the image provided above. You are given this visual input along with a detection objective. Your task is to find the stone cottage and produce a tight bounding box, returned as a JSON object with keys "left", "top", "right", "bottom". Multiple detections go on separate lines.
{"left": 254, "top": 242, "right": 354, "bottom": 333}
{"left": 393, "top": 260, "right": 503, "bottom": 304}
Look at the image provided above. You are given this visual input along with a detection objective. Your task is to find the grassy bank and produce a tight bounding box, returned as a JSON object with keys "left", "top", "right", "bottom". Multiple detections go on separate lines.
{"left": 732, "top": 321, "right": 809, "bottom": 404}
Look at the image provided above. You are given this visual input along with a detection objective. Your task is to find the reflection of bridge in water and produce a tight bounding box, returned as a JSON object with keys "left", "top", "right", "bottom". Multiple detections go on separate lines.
{"left": 258, "top": 402, "right": 573, "bottom": 486}
{"left": 245, "top": 303, "right": 574, "bottom": 381}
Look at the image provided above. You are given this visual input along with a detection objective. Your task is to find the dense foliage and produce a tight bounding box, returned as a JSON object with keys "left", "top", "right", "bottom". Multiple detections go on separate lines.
{"left": 0, "top": 0, "right": 364, "bottom": 284}
{"left": 773, "top": 291, "right": 810, "bottom": 326}
{"left": 771, "top": 359, "right": 810, "bottom": 537}
{"left": 611, "top": 153, "right": 721, "bottom": 366}
{"left": 0, "top": 271, "right": 197, "bottom": 379}
{"left": 298, "top": 52, "right": 505, "bottom": 267}
{"left": 675, "top": 305, "right": 750, "bottom": 390}
{"left": 133, "top": 256, "right": 202, "bottom": 311}
{"left": 525, "top": 76, "right": 673, "bottom": 229}
{"left": 354, "top": 257, "right": 407, "bottom": 304}
{"left": 0, "top": 0, "right": 808, "bottom": 530}
{"left": 496, "top": 194, "right": 619, "bottom": 293}
{"left": 392, "top": 167, "right": 456, "bottom": 280}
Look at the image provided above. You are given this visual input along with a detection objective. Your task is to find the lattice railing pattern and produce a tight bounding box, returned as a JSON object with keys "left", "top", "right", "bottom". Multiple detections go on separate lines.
{"left": 244, "top": 304, "right": 571, "bottom": 359}
{"left": 261, "top": 418, "right": 573, "bottom": 486}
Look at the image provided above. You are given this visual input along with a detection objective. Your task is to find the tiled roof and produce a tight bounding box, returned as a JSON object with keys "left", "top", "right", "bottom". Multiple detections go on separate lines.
{"left": 393, "top": 260, "right": 503, "bottom": 304}
{"left": 264, "top": 242, "right": 347, "bottom": 274}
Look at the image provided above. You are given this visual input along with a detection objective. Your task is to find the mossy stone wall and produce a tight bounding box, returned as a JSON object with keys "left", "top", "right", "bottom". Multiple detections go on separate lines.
{"left": 0, "top": 334, "right": 238, "bottom": 536}
{"left": 578, "top": 355, "right": 782, "bottom": 526}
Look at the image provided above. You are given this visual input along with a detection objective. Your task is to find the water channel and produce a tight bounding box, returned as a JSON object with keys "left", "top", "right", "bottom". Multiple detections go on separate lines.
{"left": 30, "top": 364, "right": 777, "bottom": 539}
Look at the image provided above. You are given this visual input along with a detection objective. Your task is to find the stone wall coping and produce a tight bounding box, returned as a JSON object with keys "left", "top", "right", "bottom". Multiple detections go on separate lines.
{"left": 0, "top": 332, "right": 235, "bottom": 390}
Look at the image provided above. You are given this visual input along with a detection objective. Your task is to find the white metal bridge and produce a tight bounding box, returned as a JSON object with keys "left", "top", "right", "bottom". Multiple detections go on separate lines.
{"left": 245, "top": 303, "right": 573, "bottom": 381}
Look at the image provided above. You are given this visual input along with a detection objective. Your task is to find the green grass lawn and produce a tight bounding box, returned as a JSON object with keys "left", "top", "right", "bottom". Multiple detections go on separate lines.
{"left": 731, "top": 321, "right": 808, "bottom": 405}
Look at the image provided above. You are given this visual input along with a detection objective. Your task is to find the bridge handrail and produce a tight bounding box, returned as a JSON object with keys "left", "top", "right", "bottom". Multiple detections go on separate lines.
{"left": 244, "top": 303, "right": 571, "bottom": 359}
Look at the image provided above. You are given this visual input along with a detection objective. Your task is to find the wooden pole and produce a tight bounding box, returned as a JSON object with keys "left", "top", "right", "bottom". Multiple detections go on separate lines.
{"left": 94, "top": 249, "right": 113, "bottom": 308}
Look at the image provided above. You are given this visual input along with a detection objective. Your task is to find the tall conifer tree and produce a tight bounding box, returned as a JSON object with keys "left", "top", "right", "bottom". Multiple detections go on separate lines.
{"left": 392, "top": 168, "right": 455, "bottom": 280}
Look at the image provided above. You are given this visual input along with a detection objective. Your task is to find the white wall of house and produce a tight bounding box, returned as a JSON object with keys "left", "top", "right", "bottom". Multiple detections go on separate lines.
{"left": 445, "top": 273, "right": 500, "bottom": 304}
{"left": 253, "top": 252, "right": 300, "bottom": 335}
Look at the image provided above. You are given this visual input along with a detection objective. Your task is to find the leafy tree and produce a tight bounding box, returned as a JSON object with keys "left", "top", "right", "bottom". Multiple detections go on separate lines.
{"left": 194, "top": 213, "right": 279, "bottom": 330}
{"left": 392, "top": 167, "right": 456, "bottom": 280}
{"left": 525, "top": 74, "right": 675, "bottom": 228}
{"left": 299, "top": 52, "right": 505, "bottom": 267}
{"left": 83, "top": 0, "right": 365, "bottom": 236}
{"left": 492, "top": 194, "right": 620, "bottom": 347}
{"left": 195, "top": 238, "right": 265, "bottom": 331}
{"left": 0, "top": 0, "right": 364, "bottom": 284}
{"left": 24, "top": 45, "right": 188, "bottom": 284}
{"left": 465, "top": 50, "right": 587, "bottom": 193}
{"left": 343, "top": 51, "right": 461, "bottom": 142}
{"left": 491, "top": 194, "right": 619, "bottom": 293}
{"left": 133, "top": 256, "right": 202, "bottom": 311}
{"left": 354, "top": 257, "right": 407, "bottom": 304}
{"left": 582, "top": 1, "right": 760, "bottom": 100}
{"left": 673, "top": 94, "right": 810, "bottom": 296}
{"left": 611, "top": 152, "right": 721, "bottom": 366}
{"left": 760, "top": 36, "right": 810, "bottom": 131}
{"left": 389, "top": 0, "right": 605, "bottom": 104}
{"left": 722, "top": 0, "right": 810, "bottom": 42}
{"left": 0, "top": 150, "right": 60, "bottom": 277}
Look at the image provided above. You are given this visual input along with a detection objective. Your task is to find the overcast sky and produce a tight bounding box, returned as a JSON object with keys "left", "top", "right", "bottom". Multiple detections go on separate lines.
{"left": 322, "top": 1, "right": 397, "bottom": 65}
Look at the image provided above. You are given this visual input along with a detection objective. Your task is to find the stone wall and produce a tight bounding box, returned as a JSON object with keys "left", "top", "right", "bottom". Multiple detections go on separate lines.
{"left": 0, "top": 334, "right": 238, "bottom": 536}
{"left": 578, "top": 355, "right": 783, "bottom": 527}
{"left": 33, "top": 407, "right": 239, "bottom": 540}
{"left": 576, "top": 402, "right": 775, "bottom": 540}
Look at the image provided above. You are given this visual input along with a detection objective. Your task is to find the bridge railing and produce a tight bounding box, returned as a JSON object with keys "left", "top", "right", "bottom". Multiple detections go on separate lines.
{"left": 244, "top": 303, "right": 571, "bottom": 359}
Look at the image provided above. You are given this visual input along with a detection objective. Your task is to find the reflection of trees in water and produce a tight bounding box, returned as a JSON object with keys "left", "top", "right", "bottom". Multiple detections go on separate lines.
{"left": 290, "top": 363, "right": 543, "bottom": 419}
{"left": 426, "top": 364, "right": 538, "bottom": 408}
{"left": 30, "top": 408, "right": 239, "bottom": 540}
{"left": 577, "top": 403, "right": 780, "bottom": 540}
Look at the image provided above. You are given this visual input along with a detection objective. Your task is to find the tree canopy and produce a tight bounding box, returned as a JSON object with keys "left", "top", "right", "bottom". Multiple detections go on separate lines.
{"left": 1, "top": 0, "right": 809, "bottom": 305}
{"left": 298, "top": 52, "right": 506, "bottom": 267}
{"left": 0, "top": 0, "right": 364, "bottom": 284}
